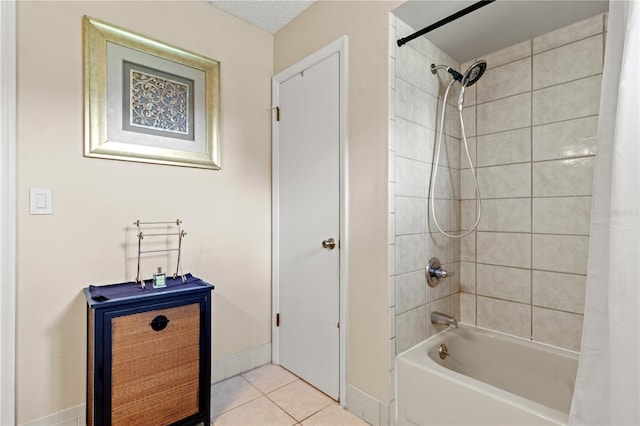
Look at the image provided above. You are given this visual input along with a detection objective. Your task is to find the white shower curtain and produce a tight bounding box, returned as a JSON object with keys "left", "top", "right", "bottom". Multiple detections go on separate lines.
{"left": 569, "top": 1, "right": 640, "bottom": 425}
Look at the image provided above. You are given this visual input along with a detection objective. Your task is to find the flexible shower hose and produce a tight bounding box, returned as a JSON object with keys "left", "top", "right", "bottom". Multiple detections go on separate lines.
{"left": 429, "top": 79, "right": 482, "bottom": 238}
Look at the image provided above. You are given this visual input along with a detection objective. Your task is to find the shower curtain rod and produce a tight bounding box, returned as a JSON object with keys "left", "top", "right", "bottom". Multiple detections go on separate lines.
{"left": 397, "top": 0, "right": 496, "bottom": 48}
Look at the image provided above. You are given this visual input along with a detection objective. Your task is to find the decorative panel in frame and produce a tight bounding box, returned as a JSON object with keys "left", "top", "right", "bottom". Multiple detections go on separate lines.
{"left": 83, "top": 16, "right": 221, "bottom": 169}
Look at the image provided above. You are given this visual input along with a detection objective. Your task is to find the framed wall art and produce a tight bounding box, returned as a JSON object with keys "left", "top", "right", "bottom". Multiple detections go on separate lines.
{"left": 83, "top": 16, "right": 221, "bottom": 169}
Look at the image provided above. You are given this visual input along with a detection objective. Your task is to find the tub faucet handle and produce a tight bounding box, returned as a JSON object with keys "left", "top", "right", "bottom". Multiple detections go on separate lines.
{"left": 426, "top": 257, "right": 448, "bottom": 287}
{"left": 430, "top": 267, "right": 448, "bottom": 279}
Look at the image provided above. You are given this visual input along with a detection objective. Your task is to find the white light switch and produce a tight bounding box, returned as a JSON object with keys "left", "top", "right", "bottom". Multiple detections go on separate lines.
{"left": 36, "top": 193, "right": 47, "bottom": 209}
{"left": 30, "top": 188, "right": 52, "bottom": 215}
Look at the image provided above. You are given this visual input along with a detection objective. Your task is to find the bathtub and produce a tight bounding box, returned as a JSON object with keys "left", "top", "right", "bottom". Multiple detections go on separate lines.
{"left": 396, "top": 325, "right": 579, "bottom": 425}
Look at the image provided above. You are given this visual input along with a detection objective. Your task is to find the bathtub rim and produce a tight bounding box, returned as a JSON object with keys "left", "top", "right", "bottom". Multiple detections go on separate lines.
{"left": 420, "top": 322, "right": 580, "bottom": 356}
{"left": 395, "top": 323, "right": 579, "bottom": 425}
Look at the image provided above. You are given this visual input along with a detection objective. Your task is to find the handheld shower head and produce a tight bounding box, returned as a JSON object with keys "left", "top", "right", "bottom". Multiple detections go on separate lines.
{"left": 461, "top": 60, "right": 486, "bottom": 87}
{"left": 429, "top": 59, "right": 485, "bottom": 239}
{"left": 430, "top": 60, "right": 487, "bottom": 87}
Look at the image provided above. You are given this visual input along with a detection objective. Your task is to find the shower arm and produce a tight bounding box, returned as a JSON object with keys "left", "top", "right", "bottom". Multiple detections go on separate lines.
{"left": 430, "top": 64, "right": 449, "bottom": 74}
{"left": 430, "top": 64, "right": 464, "bottom": 84}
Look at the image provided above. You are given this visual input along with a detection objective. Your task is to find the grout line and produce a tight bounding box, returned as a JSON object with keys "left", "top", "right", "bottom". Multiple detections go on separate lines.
{"left": 396, "top": 74, "right": 428, "bottom": 94}
{"left": 465, "top": 113, "right": 599, "bottom": 141}
{"left": 473, "top": 261, "right": 588, "bottom": 277}
{"left": 530, "top": 72, "right": 603, "bottom": 93}
{"left": 479, "top": 29, "right": 604, "bottom": 74}
{"left": 473, "top": 79, "right": 479, "bottom": 327}
{"left": 483, "top": 55, "right": 529, "bottom": 72}
{"left": 473, "top": 72, "right": 601, "bottom": 109}
{"left": 476, "top": 294, "right": 530, "bottom": 306}
{"left": 533, "top": 270, "right": 588, "bottom": 279}
{"left": 462, "top": 194, "right": 593, "bottom": 201}
{"left": 295, "top": 401, "right": 335, "bottom": 424}
{"left": 395, "top": 231, "right": 428, "bottom": 238}
{"left": 532, "top": 304, "right": 585, "bottom": 316}
{"left": 211, "top": 376, "right": 264, "bottom": 419}
{"left": 530, "top": 266, "right": 589, "bottom": 275}
{"left": 395, "top": 194, "right": 429, "bottom": 200}
{"left": 530, "top": 37, "right": 534, "bottom": 341}
{"left": 474, "top": 89, "right": 530, "bottom": 108}
{"left": 464, "top": 154, "right": 597, "bottom": 171}
{"left": 472, "top": 229, "right": 590, "bottom": 237}
{"left": 394, "top": 153, "right": 431, "bottom": 164}
{"left": 532, "top": 30, "right": 605, "bottom": 56}
{"left": 531, "top": 231, "right": 591, "bottom": 237}
{"left": 473, "top": 294, "right": 585, "bottom": 316}
{"left": 220, "top": 369, "right": 344, "bottom": 425}
{"left": 602, "top": 14, "right": 607, "bottom": 65}
{"left": 476, "top": 87, "right": 531, "bottom": 108}
{"left": 263, "top": 382, "right": 334, "bottom": 424}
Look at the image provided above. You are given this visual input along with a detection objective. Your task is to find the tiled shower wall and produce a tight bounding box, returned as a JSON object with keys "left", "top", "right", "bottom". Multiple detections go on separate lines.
{"left": 387, "top": 15, "right": 465, "bottom": 420}
{"left": 388, "top": 11, "right": 605, "bottom": 421}
{"left": 390, "top": 10, "right": 605, "bottom": 366}
{"left": 457, "top": 13, "right": 605, "bottom": 352}
{"left": 390, "top": 16, "right": 464, "bottom": 355}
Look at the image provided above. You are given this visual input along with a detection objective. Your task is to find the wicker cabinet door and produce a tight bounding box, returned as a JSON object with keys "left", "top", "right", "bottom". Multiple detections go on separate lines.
{"left": 111, "top": 303, "right": 200, "bottom": 425}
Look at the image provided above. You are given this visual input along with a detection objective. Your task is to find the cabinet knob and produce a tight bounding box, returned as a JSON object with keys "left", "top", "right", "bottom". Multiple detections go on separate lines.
{"left": 150, "top": 315, "right": 170, "bottom": 331}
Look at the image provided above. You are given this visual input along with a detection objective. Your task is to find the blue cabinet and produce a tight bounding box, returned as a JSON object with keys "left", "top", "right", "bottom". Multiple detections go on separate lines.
{"left": 84, "top": 274, "right": 214, "bottom": 425}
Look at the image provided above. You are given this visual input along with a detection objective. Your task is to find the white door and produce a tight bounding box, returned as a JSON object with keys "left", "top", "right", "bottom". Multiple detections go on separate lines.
{"left": 275, "top": 52, "right": 340, "bottom": 399}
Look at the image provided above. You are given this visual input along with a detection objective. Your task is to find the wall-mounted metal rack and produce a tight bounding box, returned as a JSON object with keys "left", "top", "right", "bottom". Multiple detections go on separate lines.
{"left": 134, "top": 219, "right": 187, "bottom": 288}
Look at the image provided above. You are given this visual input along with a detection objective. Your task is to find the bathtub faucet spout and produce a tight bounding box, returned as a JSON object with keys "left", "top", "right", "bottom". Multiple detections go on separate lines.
{"left": 431, "top": 311, "right": 458, "bottom": 328}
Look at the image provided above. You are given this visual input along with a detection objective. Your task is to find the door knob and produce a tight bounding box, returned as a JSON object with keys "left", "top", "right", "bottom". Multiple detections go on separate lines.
{"left": 322, "top": 238, "right": 336, "bottom": 250}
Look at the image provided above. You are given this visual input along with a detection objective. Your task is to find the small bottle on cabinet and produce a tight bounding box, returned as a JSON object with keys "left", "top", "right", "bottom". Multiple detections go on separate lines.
{"left": 153, "top": 267, "right": 166, "bottom": 288}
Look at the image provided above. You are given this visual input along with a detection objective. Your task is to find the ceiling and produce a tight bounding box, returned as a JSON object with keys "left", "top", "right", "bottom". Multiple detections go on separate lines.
{"left": 393, "top": 0, "right": 609, "bottom": 63}
{"left": 208, "top": 0, "right": 314, "bottom": 33}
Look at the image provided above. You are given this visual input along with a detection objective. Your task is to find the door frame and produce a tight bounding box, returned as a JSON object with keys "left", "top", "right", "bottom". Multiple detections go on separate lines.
{"left": 271, "top": 36, "right": 348, "bottom": 404}
{"left": 0, "top": 1, "right": 16, "bottom": 424}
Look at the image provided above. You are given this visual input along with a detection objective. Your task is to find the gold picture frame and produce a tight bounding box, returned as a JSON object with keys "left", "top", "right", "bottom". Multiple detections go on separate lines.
{"left": 83, "top": 16, "right": 221, "bottom": 169}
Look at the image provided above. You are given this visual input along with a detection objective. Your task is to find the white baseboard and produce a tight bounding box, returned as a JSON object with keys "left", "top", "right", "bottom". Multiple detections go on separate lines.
{"left": 20, "top": 343, "right": 271, "bottom": 425}
{"left": 346, "top": 384, "right": 391, "bottom": 426}
{"left": 211, "top": 342, "right": 271, "bottom": 383}
{"left": 19, "top": 404, "right": 85, "bottom": 426}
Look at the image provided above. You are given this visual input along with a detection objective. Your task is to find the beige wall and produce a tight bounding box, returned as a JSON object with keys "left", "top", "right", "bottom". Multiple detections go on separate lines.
{"left": 275, "top": 0, "right": 401, "bottom": 404}
{"left": 16, "top": 1, "right": 272, "bottom": 422}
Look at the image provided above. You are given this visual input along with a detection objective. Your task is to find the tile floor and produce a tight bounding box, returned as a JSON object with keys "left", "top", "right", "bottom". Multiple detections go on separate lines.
{"left": 211, "top": 364, "right": 368, "bottom": 426}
